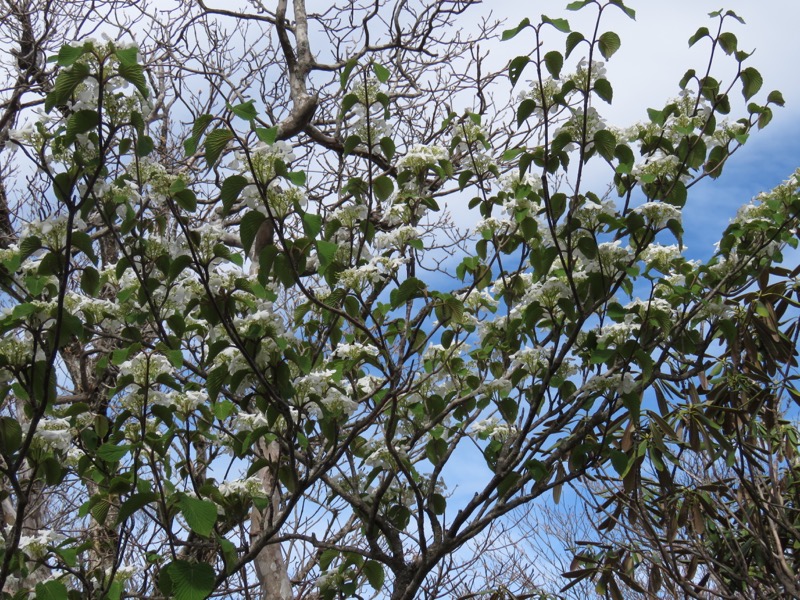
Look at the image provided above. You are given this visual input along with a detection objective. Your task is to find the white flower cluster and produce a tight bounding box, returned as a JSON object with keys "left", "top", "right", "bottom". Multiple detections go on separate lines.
{"left": 572, "top": 58, "right": 607, "bottom": 91}
{"left": 584, "top": 371, "right": 637, "bottom": 396}
{"left": 518, "top": 77, "right": 561, "bottom": 118}
{"left": 507, "top": 276, "right": 570, "bottom": 318}
{"left": 453, "top": 119, "right": 494, "bottom": 172}
{"left": 574, "top": 198, "right": 617, "bottom": 229}
{"left": 118, "top": 353, "right": 173, "bottom": 388}
{"left": 230, "top": 410, "right": 270, "bottom": 433}
{"left": 218, "top": 476, "right": 266, "bottom": 498}
{"left": 632, "top": 152, "right": 682, "bottom": 182}
{"left": 22, "top": 215, "right": 87, "bottom": 250}
{"left": 633, "top": 202, "right": 682, "bottom": 229}
{"left": 470, "top": 417, "right": 518, "bottom": 441}
{"left": 332, "top": 342, "right": 380, "bottom": 360}
{"left": 596, "top": 317, "right": 639, "bottom": 348}
{"left": 397, "top": 144, "right": 448, "bottom": 173}
{"left": 337, "top": 256, "right": 405, "bottom": 290}
{"left": 582, "top": 241, "right": 631, "bottom": 274}
{"left": 640, "top": 244, "right": 682, "bottom": 272}
{"left": 347, "top": 78, "right": 391, "bottom": 150}
{"left": 373, "top": 225, "right": 420, "bottom": 251}
{"left": 555, "top": 106, "right": 606, "bottom": 152}
{"left": 510, "top": 346, "right": 549, "bottom": 375}
{"left": 18, "top": 529, "right": 63, "bottom": 559}
{"left": 33, "top": 418, "right": 73, "bottom": 452}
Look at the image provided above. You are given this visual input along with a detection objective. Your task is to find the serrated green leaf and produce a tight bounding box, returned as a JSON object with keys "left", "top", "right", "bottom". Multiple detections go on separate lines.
{"left": 543, "top": 51, "right": 563, "bottom": 78}
{"left": 390, "top": 277, "right": 427, "bottom": 308}
{"left": 566, "top": 1, "right": 590, "bottom": 10}
{"left": 598, "top": 31, "right": 621, "bottom": 59}
{"left": 159, "top": 560, "right": 215, "bottom": 600}
{"left": 114, "top": 46, "right": 139, "bottom": 66}
{"left": 373, "top": 175, "right": 394, "bottom": 201}
{"left": 256, "top": 126, "right": 278, "bottom": 145}
{"left": 718, "top": 31, "right": 737, "bottom": 55}
{"left": 508, "top": 56, "right": 530, "bottom": 87}
{"left": 565, "top": 31, "right": 585, "bottom": 57}
{"left": 117, "top": 63, "right": 148, "bottom": 98}
{"left": 229, "top": 100, "right": 257, "bottom": 121}
{"left": 363, "top": 560, "right": 385, "bottom": 590}
{"left": 97, "top": 443, "right": 133, "bottom": 462}
{"left": 593, "top": 129, "right": 616, "bottom": 161}
{"left": 65, "top": 109, "right": 98, "bottom": 144}
{"left": 542, "top": 15, "right": 570, "bottom": 33}
{"left": 343, "top": 134, "right": 362, "bottom": 156}
{"left": 371, "top": 62, "right": 390, "bottom": 83}
{"left": 204, "top": 128, "right": 234, "bottom": 167}
{"left": 80, "top": 266, "right": 100, "bottom": 296}
{"left": 767, "top": 90, "right": 785, "bottom": 106}
{"left": 35, "top": 580, "right": 68, "bottom": 600}
{"left": 240, "top": 211, "right": 267, "bottom": 256}
{"left": 316, "top": 240, "right": 338, "bottom": 272}
{"left": 184, "top": 114, "right": 213, "bottom": 156}
{"left": 178, "top": 495, "right": 218, "bottom": 537}
{"left": 502, "top": 18, "right": 530, "bottom": 41}
{"left": 380, "top": 137, "right": 395, "bottom": 161}
{"left": 117, "top": 492, "right": 157, "bottom": 524}
{"left": 219, "top": 175, "right": 249, "bottom": 215}
{"left": 56, "top": 44, "right": 86, "bottom": 67}
{"left": 594, "top": 78, "right": 613, "bottom": 103}
{"left": 0, "top": 417, "right": 22, "bottom": 454}
{"left": 740, "top": 67, "right": 763, "bottom": 100}
{"left": 173, "top": 189, "right": 197, "bottom": 212}
{"left": 340, "top": 58, "right": 358, "bottom": 88}
{"left": 688, "top": 26, "right": 710, "bottom": 47}
{"left": 45, "top": 63, "right": 90, "bottom": 112}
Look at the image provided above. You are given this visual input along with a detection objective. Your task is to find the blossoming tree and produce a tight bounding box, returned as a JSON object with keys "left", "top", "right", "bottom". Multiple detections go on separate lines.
{"left": 0, "top": 0, "right": 799, "bottom": 599}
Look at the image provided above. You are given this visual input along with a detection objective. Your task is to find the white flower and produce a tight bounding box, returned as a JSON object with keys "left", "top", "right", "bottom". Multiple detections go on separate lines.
{"left": 634, "top": 202, "right": 682, "bottom": 229}
{"left": 332, "top": 342, "right": 380, "bottom": 359}
{"left": 34, "top": 418, "right": 72, "bottom": 452}
{"left": 218, "top": 476, "right": 266, "bottom": 497}
{"left": 470, "top": 418, "right": 518, "bottom": 441}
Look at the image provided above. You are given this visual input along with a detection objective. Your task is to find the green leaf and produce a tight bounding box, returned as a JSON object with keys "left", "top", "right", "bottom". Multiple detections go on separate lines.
{"left": 220, "top": 175, "right": 249, "bottom": 215}
{"left": 373, "top": 175, "right": 394, "bottom": 201}
{"left": 65, "top": 109, "right": 98, "bottom": 144}
{"left": 380, "top": 137, "right": 395, "bottom": 161}
{"left": 610, "top": 450, "right": 631, "bottom": 476}
{"left": 502, "top": 18, "right": 530, "bottom": 41}
{"left": 593, "top": 78, "right": 613, "bottom": 103}
{"left": 302, "top": 213, "right": 322, "bottom": 238}
{"left": 718, "top": 31, "right": 737, "bottom": 55}
{"left": 114, "top": 46, "right": 139, "bottom": 66}
{"left": 565, "top": 31, "right": 585, "bottom": 57}
{"left": 45, "top": 62, "right": 90, "bottom": 112}
{"left": 285, "top": 170, "right": 306, "bottom": 186}
{"left": 740, "top": 66, "right": 763, "bottom": 100}
{"left": 542, "top": 15, "right": 570, "bottom": 33}
{"left": 159, "top": 560, "right": 215, "bottom": 600}
{"left": 688, "top": 26, "right": 710, "bottom": 47}
{"left": 97, "top": 443, "right": 133, "bottom": 462}
{"left": 204, "top": 128, "right": 234, "bottom": 167}
{"left": 371, "top": 62, "right": 391, "bottom": 83}
{"left": 543, "top": 51, "right": 563, "bottom": 78}
{"left": 178, "top": 495, "right": 218, "bottom": 537}
{"left": 316, "top": 240, "right": 339, "bottom": 272}
{"left": 508, "top": 56, "right": 530, "bottom": 87}
{"left": 767, "top": 90, "right": 785, "bottom": 106}
{"left": 363, "top": 560, "right": 385, "bottom": 590}
{"left": 566, "top": 1, "right": 590, "bottom": 10}
{"left": 255, "top": 126, "right": 278, "bottom": 145}
{"left": 239, "top": 210, "right": 266, "bottom": 256}
{"left": 117, "top": 492, "right": 157, "bottom": 524}
{"left": 340, "top": 58, "right": 358, "bottom": 88}
{"left": 343, "top": 134, "right": 362, "bottom": 156}
{"left": 80, "top": 266, "right": 100, "bottom": 296}
{"left": 593, "top": 130, "right": 616, "bottom": 161}
{"left": 390, "top": 277, "right": 427, "bottom": 308}
{"left": 598, "top": 31, "right": 621, "bottom": 59}
{"left": 0, "top": 417, "right": 22, "bottom": 454}
{"left": 229, "top": 100, "right": 258, "bottom": 121}
{"left": 117, "top": 63, "right": 148, "bottom": 98}
{"left": 173, "top": 189, "right": 197, "bottom": 212}
{"left": 56, "top": 44, "right": 86, "bottom": 67}
{"left": 35, "top": 580, "right": 68, "bottom": 600}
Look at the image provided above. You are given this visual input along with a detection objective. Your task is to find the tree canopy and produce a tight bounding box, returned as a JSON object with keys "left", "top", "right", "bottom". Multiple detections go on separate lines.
{"left": 0, "top": 1, "right": 798, "bottom": 599}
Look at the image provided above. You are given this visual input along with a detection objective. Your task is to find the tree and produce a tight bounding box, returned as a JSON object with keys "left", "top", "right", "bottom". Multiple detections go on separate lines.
{"left": 0, "top": 0, "right": 798, "bottom": 599}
